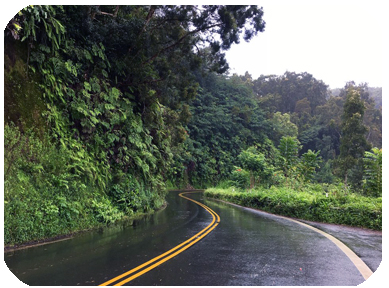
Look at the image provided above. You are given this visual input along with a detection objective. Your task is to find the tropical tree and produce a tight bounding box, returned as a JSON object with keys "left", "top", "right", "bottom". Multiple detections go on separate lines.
{"left": 278, "top": 136, "right": 301, "bottom": 179}
{"left": 336, "top": 86, "right": 371, "bottom": 189}
{"left": 297, "top": 150, "right": 322, "bottom": 183}
{"left": 270, "top": 112, "right": 298, "bottom": 144}
{"left": 238, "top": 146, "right": 266, "bottom": 188}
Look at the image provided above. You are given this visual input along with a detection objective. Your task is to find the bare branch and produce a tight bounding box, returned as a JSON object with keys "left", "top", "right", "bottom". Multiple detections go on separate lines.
{"left": 94, "top": 6, "right": 120, "bottom": 18}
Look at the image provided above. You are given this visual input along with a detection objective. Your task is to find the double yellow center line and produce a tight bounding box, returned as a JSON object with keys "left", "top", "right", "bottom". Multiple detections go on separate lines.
{"left": 99, "top": 192, "right": 220, "bottom": 286}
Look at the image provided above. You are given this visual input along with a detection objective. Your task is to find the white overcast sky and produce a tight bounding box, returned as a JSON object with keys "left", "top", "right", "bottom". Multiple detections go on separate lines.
{"left": 225, "top": 0, "right": 384, "bottom": 89}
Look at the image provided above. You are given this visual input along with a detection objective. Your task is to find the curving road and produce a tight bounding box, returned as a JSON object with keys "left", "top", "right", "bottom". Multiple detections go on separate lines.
{"left": 4, "top": 190, "right": 382, "bottom": 285}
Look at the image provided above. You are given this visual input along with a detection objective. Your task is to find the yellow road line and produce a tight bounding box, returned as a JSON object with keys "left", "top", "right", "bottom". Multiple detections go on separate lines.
{"left": 211, "top": 197, "right": 373, "bottom": 280}
{"left": 279, "top": 216, "right": 373, "bottom": 280}
{"left": 100, "top": 219, "right": 215, "bottom": 286}
{"left": 114, "top": 222, "right": 219, "bottom": 286}
{"left": 99, "top": 192, "right": 220, "bottom": 286}
{"left": 179, "top": 192, "right": 220, "bottom": 223}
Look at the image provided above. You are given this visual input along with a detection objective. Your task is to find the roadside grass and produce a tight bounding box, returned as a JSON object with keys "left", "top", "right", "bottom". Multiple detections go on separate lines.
{"left": 204, "top": 186, "right": 382, "bottom": 230}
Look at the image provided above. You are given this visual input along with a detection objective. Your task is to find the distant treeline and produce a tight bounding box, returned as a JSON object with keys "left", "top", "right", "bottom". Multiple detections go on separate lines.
{"left": 332, "top": 87, "right": 382, "bottom": 109}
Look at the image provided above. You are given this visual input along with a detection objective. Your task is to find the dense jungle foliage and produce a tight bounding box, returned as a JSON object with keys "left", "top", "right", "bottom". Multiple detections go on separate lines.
{"left": 4, "top": 5, "right": 266, "bottom": 245}
{"left": 4, "top": 5, "right": 382, "bottom": 245}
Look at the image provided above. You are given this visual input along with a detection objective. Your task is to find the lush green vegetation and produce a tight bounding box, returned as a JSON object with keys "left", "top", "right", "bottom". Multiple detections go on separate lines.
{"left": 205, "top": 186, "right": 381, "bottom": 230}
{"left": 176, "top": 72, "right": 381, "bottom": 192}
{"left": 200, "top": 81, "right": 381, "bottom": 229}
{"left": 169, "top": 73, "right": 271, "bottom": 188}
{"left": 4, "top": 5, "right": 266, "bottom": 245}
{"left": 4, "top": 5, "right": 382, "bottom": 246}
{"left": 4, "top": 123, "right": 163, "bottom": 244}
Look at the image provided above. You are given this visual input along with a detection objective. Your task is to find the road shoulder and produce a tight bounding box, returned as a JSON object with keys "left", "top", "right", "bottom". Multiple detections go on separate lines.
{"left": 207, "top": 197, "right": 382, "bottom": 273}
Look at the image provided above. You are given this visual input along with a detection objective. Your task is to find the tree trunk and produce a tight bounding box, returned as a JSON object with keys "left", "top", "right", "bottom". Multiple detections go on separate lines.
{"left": 344, "top": 170, "right": 348, "bottom": 187}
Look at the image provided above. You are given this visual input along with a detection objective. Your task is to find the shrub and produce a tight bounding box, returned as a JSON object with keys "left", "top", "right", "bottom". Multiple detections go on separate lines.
{"left": 91, "top": 197, "right": 125, "bottom": 225}
{"left": 230, "top": 167, "right": 250, "bottom": 189}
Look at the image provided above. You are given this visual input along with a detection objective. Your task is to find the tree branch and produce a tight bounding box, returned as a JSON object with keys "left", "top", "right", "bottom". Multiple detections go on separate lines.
{"left": 94, "top": 5, "right": 120, "bottom": 18}
{"left": 143, "top": 22, "right": 222, "bottom": 65}
{"left": 144, "top": 6, "right": 155, "bottom": 27}
{"left": 128, "top": 6, "right": 156, "bottom": 54}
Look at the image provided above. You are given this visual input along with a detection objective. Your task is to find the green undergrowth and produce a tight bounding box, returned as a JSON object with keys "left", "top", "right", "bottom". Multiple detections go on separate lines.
{"left": 4, "top": 123, "right": 165, "bottom": 246}
{"left": 204, "top": 186, "right": 382, "bottom": 230}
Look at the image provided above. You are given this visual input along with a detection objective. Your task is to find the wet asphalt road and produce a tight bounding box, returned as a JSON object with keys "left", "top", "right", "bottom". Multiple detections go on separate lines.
{"left": 4, "top": 191, "right": 382, "bottom": 286}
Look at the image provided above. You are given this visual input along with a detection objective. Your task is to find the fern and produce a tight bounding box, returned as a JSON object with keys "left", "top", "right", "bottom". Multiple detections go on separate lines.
{"left": 363, "top": 148, "right": 382, "bottom": 197}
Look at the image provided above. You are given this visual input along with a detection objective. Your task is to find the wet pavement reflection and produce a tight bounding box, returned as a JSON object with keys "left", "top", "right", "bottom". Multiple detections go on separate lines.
{"left": 4, "top": 191, "right": 381, "bottom": 286}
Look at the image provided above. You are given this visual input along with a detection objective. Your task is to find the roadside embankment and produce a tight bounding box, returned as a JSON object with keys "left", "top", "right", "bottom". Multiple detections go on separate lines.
{"left": 204, "top": 187, "right": 381, "bottom": 230}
